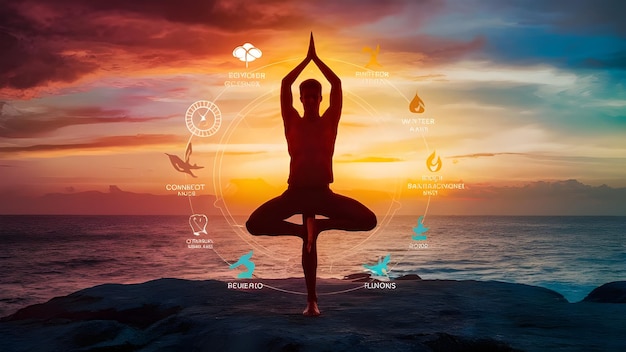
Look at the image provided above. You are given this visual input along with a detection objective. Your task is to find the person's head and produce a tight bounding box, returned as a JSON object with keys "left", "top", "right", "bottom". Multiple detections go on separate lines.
{"left": 299, "top": 79, "right": 322, "bottom": 115}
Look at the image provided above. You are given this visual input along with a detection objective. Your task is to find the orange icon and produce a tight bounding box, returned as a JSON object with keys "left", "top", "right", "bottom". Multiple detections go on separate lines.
{"left": 409, "top": 92, "right": 425, "bottom": 113}
{"left": 363, "top": 44, "right": 382, "bottom": 68}
{"left": 426, "top": 150, "right": 442, "bottom": 172}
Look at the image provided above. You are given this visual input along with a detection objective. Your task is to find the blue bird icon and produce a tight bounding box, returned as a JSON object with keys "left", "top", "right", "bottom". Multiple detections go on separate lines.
{"left": 363, "top": 254, "right": 391, "bottom": 277}
{"left": 230, "top": 250, "right": 255, "bottom": 279}
{"left": 412, "top": 216, "right": 428, "bottom": 241}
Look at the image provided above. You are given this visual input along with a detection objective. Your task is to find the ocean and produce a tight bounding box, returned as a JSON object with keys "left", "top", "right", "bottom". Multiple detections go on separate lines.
{"left": 1, "top": 215, "right": 625, "bottom": 317}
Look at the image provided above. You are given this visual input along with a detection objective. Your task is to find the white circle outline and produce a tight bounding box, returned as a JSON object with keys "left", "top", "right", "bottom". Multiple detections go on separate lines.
{"left": 185, "top": 100, "right": 222, "bottom": 137}
{"left": 186, "top": 59, "right": 435, "bottom": 294}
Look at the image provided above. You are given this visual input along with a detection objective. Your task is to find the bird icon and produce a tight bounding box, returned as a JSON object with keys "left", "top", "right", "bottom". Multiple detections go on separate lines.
{"left": 166, "top": 143, "right": 204, "bottom": 178}
{"left": 363, "top": 44, "right": 382, "bottom": 68}
{"left": 363, "top": 254, "right": 391, "bottom": 277}
{"left": 412, "top": 216, "right": 429, "bottom": 241}
{"left": 230, "top": 251, "right": 255, "bottom": 279}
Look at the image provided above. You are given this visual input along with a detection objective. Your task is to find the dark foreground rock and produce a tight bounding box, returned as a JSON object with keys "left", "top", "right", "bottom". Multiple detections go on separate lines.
{"left": 583, "top": 281, "right": 626, "bottom": 303}
{"left": 1, "top": 278, "right": 625, "bottom": 352}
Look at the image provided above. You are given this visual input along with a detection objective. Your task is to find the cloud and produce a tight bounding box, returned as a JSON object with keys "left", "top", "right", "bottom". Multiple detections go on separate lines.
{"left": 0, "top": 0, "right": 436, "bottom": 96}
{"left": 468, "top": 0, "right": 626, "bottom": 37}
{"left": 0, "top": 133, "right": 184, "bottom": 155}
{"left": 0, "top": 0, "right": 340, "bottom": 95}
{"left": 0, "top": 29, "right": 98, "bottom": 92}
{"left": 298, "top": 0, "right": 414, "bottom": 28}
{"left": 449, "top": 152, "right": 527, "bottom": 159}
{"left": 337, "top": 155, "right": 403, "bottom": 163}
{"left": 386, "top": 35, "right": 486, "bottom": 65}
{"left": 0, "top": 106, "right": 173, "bottom": 138}
{"left": 410, "top": 179, "right": 626, "bottom": 215}
{"left": 3, "top": 0, "right": 309, "bottom": 35}
{"left": 535, "top": 0, "right": 626, "bottom": 37}
{"left": 447, "top": 0, "right": 626, "bottom": 72}
{"left": 3, "top": 0, "right": 624, "bottom": 99}
{"left": 583, "top": 53, "right": 626, "bottom": 70}
{"left": 223, "top": 151, "right": 266, "bottom": 156}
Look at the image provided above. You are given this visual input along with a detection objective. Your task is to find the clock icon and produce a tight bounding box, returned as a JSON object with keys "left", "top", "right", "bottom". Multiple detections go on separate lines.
{"left": 185, "top": 100, "right": 222, "bottom": 137}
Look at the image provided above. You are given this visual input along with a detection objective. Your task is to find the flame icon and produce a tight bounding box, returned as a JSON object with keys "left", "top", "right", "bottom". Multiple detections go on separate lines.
{"left": 409, "top": 92, "right": 425, "bottom": 113}
{"left": 426, "top": 150, "right": 442, "bottom": 172}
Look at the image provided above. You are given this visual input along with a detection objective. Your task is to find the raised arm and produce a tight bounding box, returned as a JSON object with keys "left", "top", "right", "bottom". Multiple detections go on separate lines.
{"left": 281, "top": 51, "right": 311, "bottom": 122}
{"left": 309, "top": 33, "right": 342, "bottom": 122}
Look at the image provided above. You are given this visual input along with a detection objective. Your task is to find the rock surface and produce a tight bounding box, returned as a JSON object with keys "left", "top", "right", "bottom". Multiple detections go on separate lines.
{"left": 1, "top": 277, "right": 625, "bottom": 352}
{"left": 583, "top": 281, "right": 626, "bottom": 303}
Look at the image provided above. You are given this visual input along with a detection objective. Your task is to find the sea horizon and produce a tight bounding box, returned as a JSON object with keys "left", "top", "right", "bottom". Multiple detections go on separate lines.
{"left": 1, "top": 215, "right": 625, "bottom": 317}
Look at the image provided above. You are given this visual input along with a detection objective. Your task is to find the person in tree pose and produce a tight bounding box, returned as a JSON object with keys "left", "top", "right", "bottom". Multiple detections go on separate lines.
{"left": 246, "top": 33, "right": 377, "bottom": 316}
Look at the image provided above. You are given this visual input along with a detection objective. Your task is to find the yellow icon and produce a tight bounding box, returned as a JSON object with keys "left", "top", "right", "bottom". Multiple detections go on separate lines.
{"left": 363, "top": 44, "right": 382, "bottom": 68}
{"left": 426, "top": 151, "right": 442, "bottom": 172}
{"left": 409, "top": 92, "right": 425, "bottom": 113}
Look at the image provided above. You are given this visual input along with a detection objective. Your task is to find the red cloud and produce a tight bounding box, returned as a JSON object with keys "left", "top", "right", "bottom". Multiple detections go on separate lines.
{"left": 384, "top": 35, "right": 486, "bottom": 66}
{"left": 0, "top": 0, "right": 312, "bottom": 95}
{"left": 0, "top": 0, "right": 430, "bottom": 97}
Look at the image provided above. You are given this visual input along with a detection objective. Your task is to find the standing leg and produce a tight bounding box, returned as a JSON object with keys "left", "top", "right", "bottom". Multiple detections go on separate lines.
{"left": 302, "top": 212, "right": 320, "bottom": 316}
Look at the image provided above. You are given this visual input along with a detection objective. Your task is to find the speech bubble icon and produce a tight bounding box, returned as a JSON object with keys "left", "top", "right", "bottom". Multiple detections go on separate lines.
{"left": 189, "top": 214, "right": 208, "bottom": 236}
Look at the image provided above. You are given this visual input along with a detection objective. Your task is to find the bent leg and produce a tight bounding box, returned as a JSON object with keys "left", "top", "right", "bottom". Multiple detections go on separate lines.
{"left": 245, "top": 191, "right": 304, "bottom": 237}
{"left": 315, "top": 191, "right": 377, "bottom": 233}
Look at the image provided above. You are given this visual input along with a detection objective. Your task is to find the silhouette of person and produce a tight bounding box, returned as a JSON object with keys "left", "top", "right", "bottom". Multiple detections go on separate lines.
{"left": 246, "top": 33, "right": 377, "bottom": 316}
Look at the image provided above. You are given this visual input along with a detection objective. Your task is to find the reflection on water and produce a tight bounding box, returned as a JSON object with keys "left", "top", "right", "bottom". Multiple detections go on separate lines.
{"left": 0, "top": 215, "right": 625, "bottom": 316}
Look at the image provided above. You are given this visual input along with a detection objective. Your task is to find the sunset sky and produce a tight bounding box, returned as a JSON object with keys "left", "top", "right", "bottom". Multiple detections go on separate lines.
{"left": 1, "top": 0, "right": 625, "bottom": 215}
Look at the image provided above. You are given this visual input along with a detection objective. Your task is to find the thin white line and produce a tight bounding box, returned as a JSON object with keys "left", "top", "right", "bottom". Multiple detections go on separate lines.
{"left": 262, "top": 283, "right": 366, "bottom": 296}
